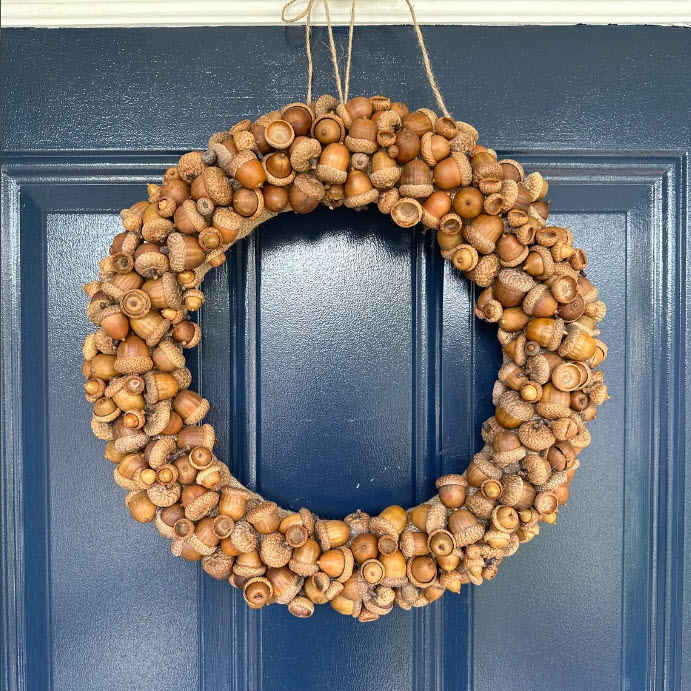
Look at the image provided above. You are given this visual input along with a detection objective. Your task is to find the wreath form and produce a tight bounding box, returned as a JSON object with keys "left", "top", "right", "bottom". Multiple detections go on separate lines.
{"left": 82, "top": 94, "right": 609, "bottom": 621}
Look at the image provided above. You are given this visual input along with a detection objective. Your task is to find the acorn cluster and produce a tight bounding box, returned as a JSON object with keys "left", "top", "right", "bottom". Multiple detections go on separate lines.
{"left": 82, "top": 94, "right": 608, "bottom": 621}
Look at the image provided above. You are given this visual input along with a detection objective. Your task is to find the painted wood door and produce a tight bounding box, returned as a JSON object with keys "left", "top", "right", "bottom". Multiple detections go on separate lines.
{"left": 2, "top": 26, "right": 689, "bottom": 691}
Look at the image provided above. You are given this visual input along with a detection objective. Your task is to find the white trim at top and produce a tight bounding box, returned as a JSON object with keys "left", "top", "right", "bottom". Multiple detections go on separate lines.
{"left": 2, "top": 0, "right": 690, "bottom": 27}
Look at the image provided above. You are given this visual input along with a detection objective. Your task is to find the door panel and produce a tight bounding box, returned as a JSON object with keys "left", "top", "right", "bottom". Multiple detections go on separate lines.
{"left": 2, "top": 27, "right": 689, "bottom": 691}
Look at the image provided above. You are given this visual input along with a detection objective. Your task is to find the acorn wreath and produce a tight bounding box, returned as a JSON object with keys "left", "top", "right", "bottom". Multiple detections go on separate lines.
{"left": 81, "top": 6, "right": 608, "bottom": 622}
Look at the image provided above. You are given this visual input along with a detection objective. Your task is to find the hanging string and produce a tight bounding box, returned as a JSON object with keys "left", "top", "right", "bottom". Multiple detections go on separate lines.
{"left": 283, "top": 0, "right": 451, "bottom": 118}
{"left": 282, "top": 0, "right": 346, "bottom": 104}
{"left": 342, "top": 0, "right": 356, "bottom": 103}
{"left": 401, "top": 0, "right": 451, "bottom": 117}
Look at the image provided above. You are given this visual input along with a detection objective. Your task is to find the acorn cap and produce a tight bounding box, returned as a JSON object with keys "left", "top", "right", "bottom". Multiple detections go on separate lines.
{"left": 344, "top": 134, "right": 378, "bottom": 154}
{"left": 344, "top": 510, "right": 370, "bottom": 536}
{"left": 498, "top": 268, "right": 534, "bottom": 294}
{"left": 290, "top": 138, "right": 322, "bottom": 172}
{"left": 143, "top": 401, "right": 172, "bottom": 436}
{"left": 234, "top": 560, "right": 266, "bottom": 579}
{"left": 184, "top": 490, "right": 219, "bottom": 521}
{"left": 499, "top": 391, "right": 534, "bottom": 422}
{"left": 263, "top": 158, "right": 296, "bottom": 187}
{"left": 94, "top": 329, "right": 117, "bottom": 355}
{"left": 177, "top": 151, "right": 205, "bottom": 183}
{"left": 493, "top": 443, "right": 526, "bottom": 468}
{"left": 314, "top": 94, "right": 339, "bottom": 116}
{"left": 202, "top": 550, "right": 235, "bottom": 580}
{"left": 260, "top": 532, "right": 293, "bottom": 568}
{"left": 535, "top": 400, "right": 572, "bottom": 420}
{"left": 435, "top": 474, "right": 467, "bottom": 490}
{"left": 466, "top": 254, "right": 500, "bottom": 287}
{"left": 142, "top": 216, "right": 174, "bottom": 244}
{"left": 344, "top": 188, "right": 379, "bottom": 209}
{"left": 246, "top": 501, "right": 278, "bottom": 526}
{"left": 369, "top": 166, "right": 400, "bottom": 190}
{"left": 274, "top": 571, "right": 305, "bottom": 605}
{"left": 398, "top": 531, "right": 418, "bottom": 559}
{"left": 316, "top": 162, "right": 347, "bottom": 185}
{"left": 172, "top": 367, "right": 192, "bottom": 390}
{"left": 424, "top": 501, "right": 448, "bottom": 534}
{"left": 212, "top": 207, "right": 243, "bottom": 236}
{"left": 453, "top": 521, "right": 485, "bottom": 547}
{"left": 292, "top": 174, "right": 325, "bottom": 201}
{"left": 464, "top": 492, "right": 495, "bottom": 520}
{"left": 471, "top": 452, "right": 503, "bottom": 480}
{"left": 147, "top": 481, "right": 181, "bottom": 508}
{"left": 538, "top": 470, "right": 568, "bottom": 492}
{"left": 230, "top": 520, "right": 258, "bottom": 553}
{"left": 499, "top": 475, "right": 524, "bottom": 506}
{"left": 518, "top": 421, "right": 556, "bottom": 451}
{"left": 146, "top": 437, "right": 177, "bottom": 469}
{"left": 296, "top": 507, "right": 315, "bottom": 535}
{"left": 114, "top": 432, "right": 149, "bottom": 454}
{"left": 135, "top": 250, "right": 169, "bottom": 278}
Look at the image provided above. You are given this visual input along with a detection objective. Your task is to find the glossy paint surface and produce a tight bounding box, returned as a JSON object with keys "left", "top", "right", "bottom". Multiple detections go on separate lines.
{"left": 2, "top": 27, "right": 689, "bottom": 691}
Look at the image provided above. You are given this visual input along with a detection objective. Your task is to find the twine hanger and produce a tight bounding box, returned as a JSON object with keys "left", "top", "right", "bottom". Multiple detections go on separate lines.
{"left": 281, "top": 0, "right": 451, "bottom": 118}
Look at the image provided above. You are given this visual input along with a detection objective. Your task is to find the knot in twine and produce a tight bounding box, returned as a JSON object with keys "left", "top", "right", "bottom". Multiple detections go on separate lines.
{"left": 282, "top": 0, "right": 450, "bottom": 118}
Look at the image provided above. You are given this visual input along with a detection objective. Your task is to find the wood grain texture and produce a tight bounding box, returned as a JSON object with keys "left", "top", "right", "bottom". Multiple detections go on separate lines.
{"left": 2, "top": 26, "right": 689, "bottom": 691}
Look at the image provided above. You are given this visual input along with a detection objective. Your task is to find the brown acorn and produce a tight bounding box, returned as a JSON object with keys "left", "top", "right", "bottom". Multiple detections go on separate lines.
{"left": 394, "top": 129, "right": 420, "bottom": 164}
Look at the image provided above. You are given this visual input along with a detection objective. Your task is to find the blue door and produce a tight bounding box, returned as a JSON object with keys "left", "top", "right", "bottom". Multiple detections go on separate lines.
{"left": 2, "top": 26, "right": 689, "bottom": 691}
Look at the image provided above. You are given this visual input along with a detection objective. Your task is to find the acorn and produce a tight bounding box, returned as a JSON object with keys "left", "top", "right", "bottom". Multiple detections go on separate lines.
{"left": 171, "top": 390, "right": 208, "bottom": 426}
{"left": 344, "top": 170, "right": 378, "bottom": 208}
{"left": 433, "top": 154, "right": 472, "bottom": 190}
{"left": 370, "top": 505, "right": 407, "bottom": 537}
{"left": 288, "top": 537, "right": 320, "bottom": 575}
{"left": 315, "top": 520, "right": 350, "bottom": 550}
{"left": 317, "top": 547, "right": 354, "bottom": 583}
{"left": 378, "top": 550, "right": 407, "bottom": 585}
{"left": 262, "top": 185, "right": 289, "bottom": 213}
{"left": 345, "top": 118, "right": 378, "bottom": 154}
{"left": 246, "top": 501, "right": 280, "bottom": 534}
{"left": 312, "top": 113, "right": 345, "bottom": 145}
{"left": 369, "top": 150, "right": 401, "bottom": 189}
{"left": 402, "top": 110, "right": 433, "bottom": 137}
{"left": 351, "top": 532, "right": 379, "bottom": 564}
{"left": 397, "top": 159, "right": 432, "bottom": 199}
{"left": 435, "top": 474, "right": 467, "bottom": 507}
{"left": 394, "top": 129, "right": 420, "bottom": 164}
{"left": 114, "top": 335, "right": 152, "bottom": 375}
{"left": 317, "top": 143, "right": 350, "bottom": 184}
{"left": 526, "top": 317, "right": 565, "bottom": 351}
{"left": 176, "top": 424, "right": 215, "bottom": 451}
{"left": 448, "top": 509, "right": 483, "bottom": 546}
{"left": 281, "top": 103, "right": 313, "bottom": 137}
{"left": 345, "top": 96, "right": 373, "bottom": 120}
{"left": 126, "top": 490, "right": 157, "bottom": 523}
{"left": 409, "top": 504, "right": 430, "bottom": 532}
{"left": 453, "top": 186, "right": 485, "bottom": 219}
{"left": 428, "top": 530, "right": 454, "bottom": 557}
{"left": 463, "top": 214, "right": 504, "bottom": 254}
{"left": 289, "top": 174, "right": 325, "bottom": 214}
{"left": 408, "top": 556, "right": 437, "bottom": 588}
{"left": 421, "top": 132, "right": 452, "bottom": 165}
{"left": 558, "top": 326, "right": 597, "bottom": 361}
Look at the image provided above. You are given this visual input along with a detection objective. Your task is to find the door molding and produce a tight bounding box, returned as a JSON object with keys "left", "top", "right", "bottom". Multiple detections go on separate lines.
{"left": 2, "top": 0, "right": 690, "bottom": 27}
{"left": 2, "top": 148, "right": 688, "bottom": 690}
